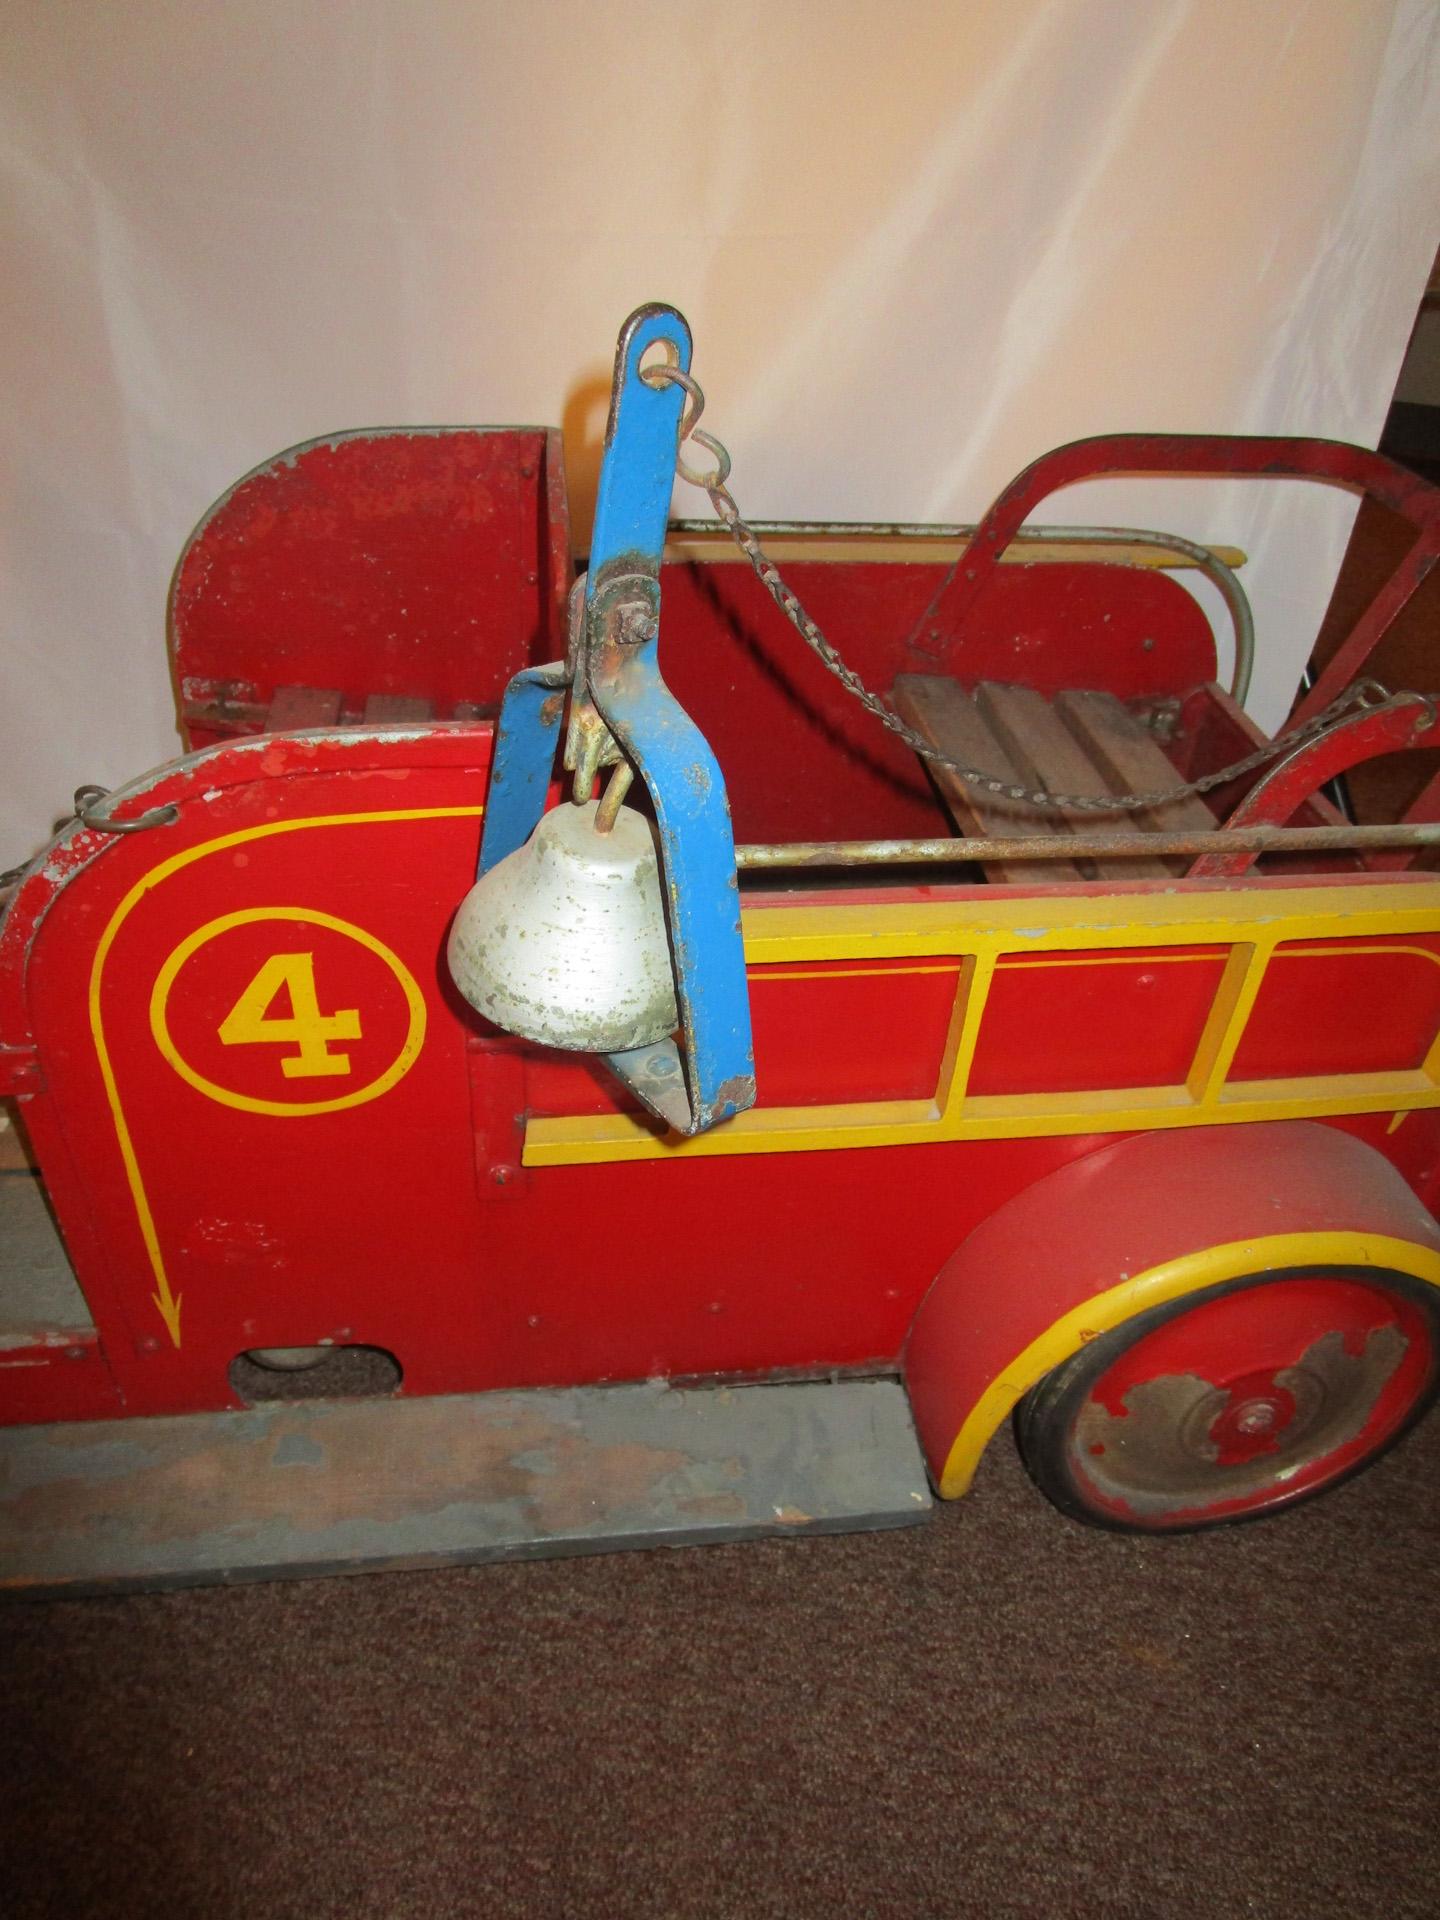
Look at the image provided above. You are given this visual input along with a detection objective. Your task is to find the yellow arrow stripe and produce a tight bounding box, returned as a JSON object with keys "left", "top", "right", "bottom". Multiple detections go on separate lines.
{"left": 86, "top": 805, "right": 481, "bottom": 1347}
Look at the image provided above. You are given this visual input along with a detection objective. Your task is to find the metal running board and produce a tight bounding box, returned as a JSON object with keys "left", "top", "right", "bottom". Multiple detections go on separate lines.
{"left": 0, "top": 1377, "right": 932, "bottom": 1598}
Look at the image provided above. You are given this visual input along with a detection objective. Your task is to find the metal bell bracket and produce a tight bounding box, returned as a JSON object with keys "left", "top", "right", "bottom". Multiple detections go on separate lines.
{"left": 477, "top": 303, "right": 756, "bottom": 1137}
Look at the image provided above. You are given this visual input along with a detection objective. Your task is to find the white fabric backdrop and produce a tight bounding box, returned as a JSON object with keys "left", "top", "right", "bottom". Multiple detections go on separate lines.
{"left": 4, "top": 0, "right": 1439, "bottom": 869}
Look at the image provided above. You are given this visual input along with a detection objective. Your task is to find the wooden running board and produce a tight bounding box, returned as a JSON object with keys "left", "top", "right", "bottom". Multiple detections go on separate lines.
{"left": 0, "top": 1378, "right": 932, "bottom": 1597}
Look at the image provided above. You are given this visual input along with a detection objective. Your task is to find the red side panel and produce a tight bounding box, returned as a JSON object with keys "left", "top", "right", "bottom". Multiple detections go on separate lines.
{"left": 0, "top": 1338, "right": 120, "bottom": 1423}
{"left": 1231, "top": 936, "right": 1440, "bottom": 1079}
{"left": 0, "top": 728, "right": 1110, "bottom": 1425}
{"left": 969, "top": 946, "right": 1229, "bottom": 1095}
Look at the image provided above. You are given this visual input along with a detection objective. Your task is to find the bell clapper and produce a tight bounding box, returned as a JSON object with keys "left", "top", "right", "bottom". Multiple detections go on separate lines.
{"left": 565, "top": 689, "right": 613, "bottom": 805}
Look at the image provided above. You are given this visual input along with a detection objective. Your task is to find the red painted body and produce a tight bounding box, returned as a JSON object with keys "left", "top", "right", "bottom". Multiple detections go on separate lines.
{"left": 172, "top": 428, "right": 572, "bottom": 745}
{"left": 1191, "top": 697, "right": 1437, "bottom": 877}
{"left": 6, "top": 428, "right": 1440, "bottom": 1527}
{"left": 0, "top": 725, "right": 1117, "bottom": 1417}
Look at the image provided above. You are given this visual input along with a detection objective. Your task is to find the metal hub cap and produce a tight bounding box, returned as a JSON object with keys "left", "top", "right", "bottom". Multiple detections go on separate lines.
{"left": 1068, "top": 1275, "right": 1435, "bottom": 1525}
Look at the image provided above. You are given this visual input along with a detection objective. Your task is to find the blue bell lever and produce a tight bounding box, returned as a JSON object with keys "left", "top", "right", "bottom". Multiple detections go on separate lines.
{"left": 447, "top": 304, "right": 757, "bottom": 1136}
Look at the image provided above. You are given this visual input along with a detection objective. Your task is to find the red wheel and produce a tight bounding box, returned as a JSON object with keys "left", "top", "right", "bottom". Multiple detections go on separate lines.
{"left": 1015, "top": 1268, "right": 1440, "bottom": 1532}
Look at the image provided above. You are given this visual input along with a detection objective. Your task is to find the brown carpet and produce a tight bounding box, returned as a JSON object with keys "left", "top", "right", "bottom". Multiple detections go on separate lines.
{"left": 4, "top": 1399, "right": 1437, "bottom": 1920}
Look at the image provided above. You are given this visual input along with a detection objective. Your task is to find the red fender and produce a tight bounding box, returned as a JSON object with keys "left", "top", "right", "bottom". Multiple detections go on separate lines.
{"left": 903, "top": 1121, "right": 1440, "bottom": 1497}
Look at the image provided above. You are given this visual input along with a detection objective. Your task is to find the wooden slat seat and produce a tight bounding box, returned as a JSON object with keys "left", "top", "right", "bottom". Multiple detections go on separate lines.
{"left": 257, "top": 688, "right": 437, "bottom": 732}
{"left": 891, "top": 676, "right": 1085, "bottom": 883}
{"left": 975, "top": 684, "right": 1174, "bottom": 879}
{"left": 892, "top": 675, "right": 1216, "bottom": 882}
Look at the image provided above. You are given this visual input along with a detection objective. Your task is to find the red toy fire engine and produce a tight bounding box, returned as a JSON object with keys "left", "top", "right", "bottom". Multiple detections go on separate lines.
{"left": 3, "top": 306, "right": 1439, "bottom": 1590}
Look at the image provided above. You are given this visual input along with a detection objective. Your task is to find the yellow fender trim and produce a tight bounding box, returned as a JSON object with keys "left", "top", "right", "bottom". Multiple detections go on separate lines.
{"left": 939, "top": 1229, "right": 1440, "bottom": 1498}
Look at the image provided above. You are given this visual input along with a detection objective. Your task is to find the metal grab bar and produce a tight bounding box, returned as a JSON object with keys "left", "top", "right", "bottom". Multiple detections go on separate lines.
{"left": 736, "top": 820, "right": 1440, "bottom": 870}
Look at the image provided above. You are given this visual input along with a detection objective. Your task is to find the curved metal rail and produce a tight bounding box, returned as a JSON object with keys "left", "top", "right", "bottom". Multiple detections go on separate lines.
{"left": 670, "top": 518, "right": 1255, "bottom": 703}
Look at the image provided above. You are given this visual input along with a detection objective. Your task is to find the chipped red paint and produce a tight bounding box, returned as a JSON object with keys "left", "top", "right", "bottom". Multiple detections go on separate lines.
{"left": 1071, "top": 1274, "right": 1436, "bottom": 1522}
{"left": 0, "top": 1334, "right": 120, "bottom": 1424}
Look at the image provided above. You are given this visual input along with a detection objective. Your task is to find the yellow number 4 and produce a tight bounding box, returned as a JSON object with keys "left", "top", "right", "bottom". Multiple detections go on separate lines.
{"left": 219, "top": 952, "right": 361, "bottom": 1079}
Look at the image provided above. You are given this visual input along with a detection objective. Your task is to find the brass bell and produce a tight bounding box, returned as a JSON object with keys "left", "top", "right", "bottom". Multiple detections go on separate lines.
{"left": 447, "top": 797, "right": 679, "bottom": 1052}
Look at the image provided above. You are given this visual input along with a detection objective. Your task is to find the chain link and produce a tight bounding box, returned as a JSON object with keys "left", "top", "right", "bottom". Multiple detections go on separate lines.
{"left": 641, "top": 364, "right": 1414, "bottom": 815}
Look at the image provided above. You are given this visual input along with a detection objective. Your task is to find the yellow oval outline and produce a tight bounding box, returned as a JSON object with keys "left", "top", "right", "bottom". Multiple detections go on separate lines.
{"left": 149, "top": 906, "right": 427, "bottom": 1116}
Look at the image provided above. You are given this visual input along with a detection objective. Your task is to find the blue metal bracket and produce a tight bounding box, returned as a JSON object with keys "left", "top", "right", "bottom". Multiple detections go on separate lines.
{"left": 477, "top": 304, "right": 756, "bottom": 1137}
{"left": 477, "top": 661, "right": 569, "bottom": 876}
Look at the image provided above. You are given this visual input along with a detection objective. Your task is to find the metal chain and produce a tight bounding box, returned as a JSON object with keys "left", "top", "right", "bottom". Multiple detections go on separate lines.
{"left": 640, "top": 364, "right": 1413, "bottom": 815}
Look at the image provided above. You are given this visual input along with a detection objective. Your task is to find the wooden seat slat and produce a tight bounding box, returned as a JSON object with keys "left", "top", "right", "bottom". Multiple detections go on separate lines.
{"left": 363, "top": 694, "right": 435, "bottom": 724}
{"left": 1053, "top": 690, "right": 1215, "bottom": 833}
{"left": 892, "top": 676, "right": 1227, "bottom": 884}
{"left": 891, "top": 675, "right": 1086, "bottom": 883}
{"left": 974, "top": 682, "right": 1173, "bottom": 880}
{"left": 266, "top": 686, "right": 344, "bottom": 731}
{"left": 1052, "top": 689, "right": 1216, "bottom": 874}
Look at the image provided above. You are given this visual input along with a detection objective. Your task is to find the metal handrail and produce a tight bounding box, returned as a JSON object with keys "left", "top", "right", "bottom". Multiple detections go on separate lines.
{"left": 736, "top": 821, "right": 1440, "bottom": 870}
{"left": 671, "top": 518, "right": 1255, "bottom": 703}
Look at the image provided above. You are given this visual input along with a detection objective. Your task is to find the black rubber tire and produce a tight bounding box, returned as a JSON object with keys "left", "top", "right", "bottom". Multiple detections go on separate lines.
{"left": 1013, "top": 1266, "right": 1440, "bottom": 1534}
